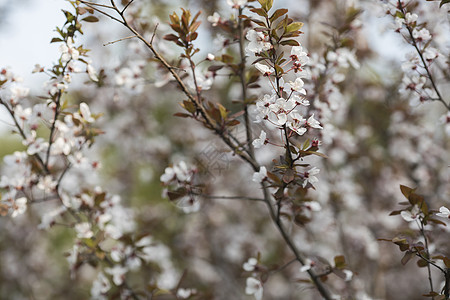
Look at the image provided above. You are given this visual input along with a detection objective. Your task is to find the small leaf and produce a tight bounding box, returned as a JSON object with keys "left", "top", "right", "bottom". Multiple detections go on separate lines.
{"left": 163, "top": 34, "right": 179, "bottom": 42}
{"left": 189, "top": 21, "right": 201, "bottom": 33}
{"left": 217, "top": 103, "right": 228, "bottom": 120}
{"left": 400, "top": 184, "right": 414, "bottom": 199}
{"left": 208, "top": 65, "right": 224, "bottom": 72}
{"left": 173, "top": 112, "right": 192, "bottom": 118}
{"left": 50, "top": 37, "right": 64, "bottom": 43}
{"left": 77, "top": 7, "right": 88, "bottom": 15}
{"left": 286, "top": 22, "right": 304, "bottom": 33}
{"left": 226, "top": 119, "right": 240, "bottom": 126}
{"left": 427, "top": 218, "right": 446, "bottom": 226}
{"left": 269, "top": 8, "right": 288, "bottom": 22}
{"left": 82, "top": 16, "right": 99, "bottom": 23}
{"left": 334, "top": 255, "right": 346, "bottom": 269}
{"left": 280, "top": 39, "right": 300, "bottom": 46}
{"left": 282, "top": 169, "right": 295, "bottom": 184}
{"left": 444, "top": 257, "right": 450, "bottom": 268}
{"left": 417, "top": 259, "right": 429, "bottom": 268}
{"left": 180, "top": 100, "right": 196, "bottom": 114}
{"left": 221, "top": 54, "right": 234, "bottom": 64}
{"left": 389, "top": 210, "right": 403, "bottom": 216}
{"left": 250, "top": 7, "right": 268, "bottom": 17}
{"left": 422, "top": 291, "right": 440, "bottom": 297}
{"left": 401, "top": 251, "right": 414, "bottom": 265}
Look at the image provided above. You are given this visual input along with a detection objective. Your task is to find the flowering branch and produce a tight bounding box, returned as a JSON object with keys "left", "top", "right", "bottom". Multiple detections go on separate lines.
{"left": 397, "top": 0, "right": 449, "bottom": 111}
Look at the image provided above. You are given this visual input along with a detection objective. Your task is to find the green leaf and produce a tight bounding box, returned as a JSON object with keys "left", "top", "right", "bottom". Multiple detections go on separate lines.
{"left": 50, "top": 37, "right": 64, "bottom": 43}
{"left": 274, "top": 64, "right": 284, "bottom": 76}
{"left": 173, "top": 112, "right": 192, "bottom": 118}
{"left": 77, "top": 7, "right": 88, "bottom": 15}
{"left": 163, "top": 34, "right": 179, "bottom": 42}
{"left": 280, "top": 39, "right": 300, "bottom": 46}
{"left": 423, "top": 292, "right": 440, "bottom": 297}
{"left": 217, "top": 103, "right": 228, "bottom": 120}
{"left": 286, "top": 22, "right": 304, "bottom": 33}
{"left": 401, "top": 251, "right": 414, "bottom": 265}
{"left": 400, "top": 184, "right": 414, "bottom": 199}
{"left": 221, "top": 54, "right": 234, "bottom": 64}
{"left": 180, "top": 100, "right": 196, "bottom": 114}
{"left": 82, "top": 16, "right": 99, "bottom": 23}
{"left": 334, "top": 255, "right": 346, "bottom": 269}
{"left": 269, "top": 8, "right": 288, "bottom": 22}
{"left": 444, "top": 256, "right": 450, "bottom": 268}
{"left": 189, "top": 21, "right": 201, "bottom": 33}
{"left": 417, "top": 259, "right": 429, "bottom": 268}
{"left": 250, "top": 18, "right": 267, "bottom": 27}
{"left": 256, "top": 0, "right": 273, "bottom": 11}
{"left": 250, "top": 7, "right": 268, "bottom": 17}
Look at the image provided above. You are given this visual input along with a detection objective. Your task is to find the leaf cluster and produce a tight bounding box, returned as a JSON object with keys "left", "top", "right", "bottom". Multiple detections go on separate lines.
{"left": 164, "top": 9, "right": 202, "bottom": 58}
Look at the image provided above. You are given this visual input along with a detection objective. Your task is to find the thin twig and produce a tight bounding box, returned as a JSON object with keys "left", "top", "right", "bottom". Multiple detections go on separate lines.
{"left": 121, "top": 0, "right": 135, "bottom": 14}
{"left": 269, "top": 258, "right": 297, "bottom": 275}
{"left": 103, "top": 35, "right": 137, "bottom": 46}
{"left": 417, "top": 219, "right": 435, "bottom": 298}
{"left": 413, "top": 247, "right": 446, "bottom": 274}
{"left": 79, "top": 0, "right": 123, "bottom": 24}
{"left": 78, "top": 1, "right": 114, "bottom": 9}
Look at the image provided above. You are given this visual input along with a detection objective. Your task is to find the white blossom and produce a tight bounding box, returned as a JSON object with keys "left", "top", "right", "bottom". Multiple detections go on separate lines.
{"left": 252, "top": 130, "right": 266, "bottom": 149}
{"left": 227, "top": 0, "right": 247, "bottom": 9}
{"left": 405, "top": 12, "right": 418, "bottom": 24}
{"left": 87, "top": 64, "right": 99, "bottom": 82}
{"left": 344, "top": 270, "right": 353, "bottom": 281}
{"left": 79, "top": 102, "right": 95, "bottom": 123}
{"left": 246, "top": 30, "right": 271, "bottom": 54}
{"left": 37, "top": 175, "right": 57, "bottom": 192}
{"left": 11, "top": 197, "right": 27, "bottom": 217}
{"left": 105, "top": 265, "right": 128, "bottom": 286}
{"left": 287, "top": 77, "right": 306, "bottom": 95}
{"left": 75, "top": 222, "right": 94, "bottom": 239}
{"left": 299, "top": 259, "right": 314, "bottom": 272}
{"left": 303, "top": 167, "right": 320, "bottom": 187}
{"left": 255, "top": 63, "right": 274, "bottom": 76}
{"left": 412, "top": 28, "right": 431, "bottom": 42}
{"left": 252, "top": 166, "right": 267, "bottom": 183}
{"left": 287, "top": 112, "right": 307, "bottom": 136}
{"left": 177, "top": 288, "right": 196, "bottom": 299}
{"left": 243, "top": 257, "right": 258, "bottom": 272}
{"left": 245, "top": 277, "right": 263, "bottom": 300}
{"left": 91, "top": 272, "right": 111, "bottom": 298}
{"left": 436, "top": 206, "right": 450, "bottom": 219}
{"left": 306, "top": 114, "right": 323, "bottom": 129}
{"left": 207, "top": 12, "right": 220, "bottom": 26}
{"left": 401, "top": 205, "right": 423, "bottom": 222}
{"left": 59, "top": 38, "right": 80, "bottom": 63}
